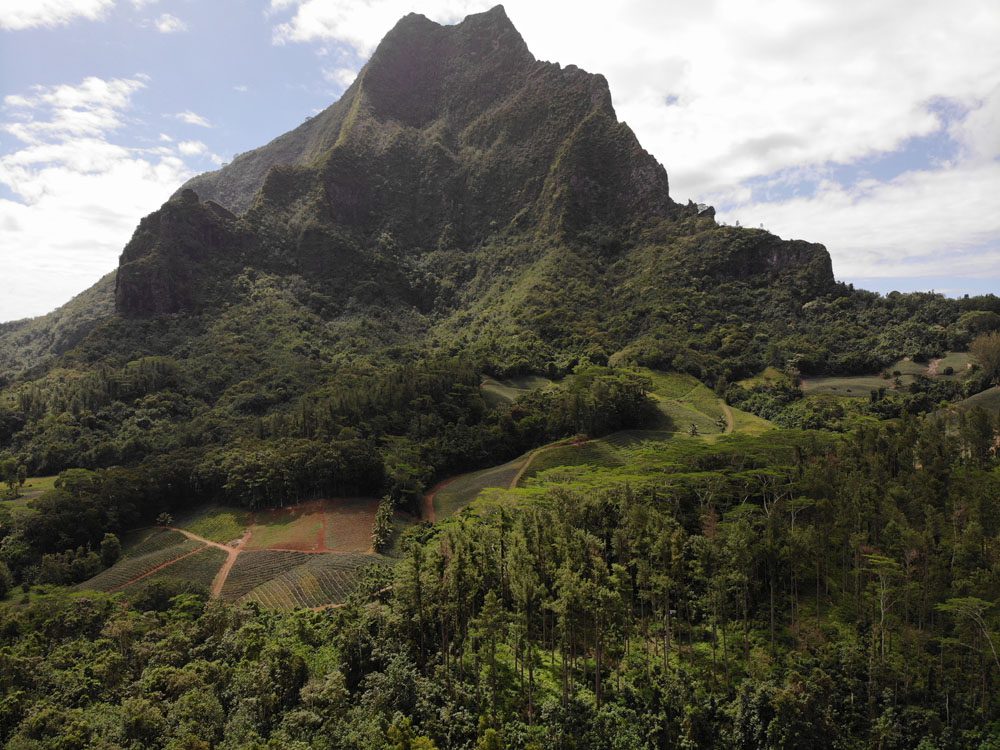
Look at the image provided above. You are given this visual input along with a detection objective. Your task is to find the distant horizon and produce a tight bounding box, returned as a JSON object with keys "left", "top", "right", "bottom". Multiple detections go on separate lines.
{"left": 2, "top": 0, "right": 999, "bottom": 322}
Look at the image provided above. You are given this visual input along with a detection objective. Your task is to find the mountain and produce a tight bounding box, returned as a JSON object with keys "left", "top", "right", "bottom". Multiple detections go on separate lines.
{"left": 0, "top": 5, "right": 988, "bottom": 479}
{"left": 108, "top": 5, "right": 833, "bottom": 363}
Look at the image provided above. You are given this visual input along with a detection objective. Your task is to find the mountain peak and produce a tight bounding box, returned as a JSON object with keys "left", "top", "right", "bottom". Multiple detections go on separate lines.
{"left": 358, "top": 4, "right": 532, "bottom": 129}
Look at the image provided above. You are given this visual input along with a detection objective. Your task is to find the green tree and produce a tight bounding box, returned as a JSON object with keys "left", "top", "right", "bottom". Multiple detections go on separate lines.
{"left": 0, "top": 560, "right": 13, "bottom": 599}
{"left": 971, "top": 331, "right": 1000, "bottom": 384}
{"left": 100, "top": 533, "right": 122, "bottom": 568}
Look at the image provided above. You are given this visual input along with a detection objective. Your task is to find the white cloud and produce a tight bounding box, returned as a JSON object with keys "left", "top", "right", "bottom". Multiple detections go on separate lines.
{"left": 0, "top": 77, "right": 194, "bottom": 322}
{"left": 173, "top": 110, "right": 212, "bottom": 128}
{"left": 177, "top": 140, "right": 206, "bottom": 156}
{"left": 0, "top": 0, "right": 114, "bottom": 30}
{"left": 3, "top": 77, "right": 145, "bottom": 145}
{"left": 233, "top": 85, "right": 249, "bottom": 93}
{"left": 721, "top": 160, "right": 1000, "bottom": 280}
{"left": 154, "top": 12, "right": 186, "bottom": 33}
{"left": 270, "top": 0, "right": 1000, "bottom": 284}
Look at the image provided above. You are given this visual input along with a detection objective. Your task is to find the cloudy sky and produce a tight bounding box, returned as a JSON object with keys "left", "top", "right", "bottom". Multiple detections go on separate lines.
{"left": 1, "top": 0, "right": 998, "bottom": 322}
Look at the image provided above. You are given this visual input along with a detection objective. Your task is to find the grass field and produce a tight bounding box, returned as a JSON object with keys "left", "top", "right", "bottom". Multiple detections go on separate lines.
{"left": 636, "top": 369, "right": 727, "bottom": 435}
{"left": 79, "top": 539, "right": 204, "bottom": 593}
{"left": 933, "top": 352, "right": 973, "bottom": 378}
{"left": 122, "top": 546, "right": 227, "bottom": 592}
{"left": 942, "top": 386, "right": 1000, "bottom": 415}
{"left": 241, "top": 553, "right": 380, "bottom": 609}
{"left": 175, "top": 505, "right": 252, "bottom": 543}
{"left": 520, "top": 441, "right": 624, "bottom": 482}
{"left": 729, "top": 406, "right": 774, "bottom": 435}
{"left": 801, "top": 353, "right": 972, "bottom": 397}
{"left": 432, "top": 456, "right": 527, "bottom": 519}
{"left": 481, "top": 375, "right": 553, "bottom": 407}
{"left": 17, "top": 475, "right": 58, "bottom": 499}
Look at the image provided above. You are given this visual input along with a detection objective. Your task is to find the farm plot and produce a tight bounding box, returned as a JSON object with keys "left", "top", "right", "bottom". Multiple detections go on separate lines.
{"left": 241, "top": 553, "right": 381, "bottom": 609}
{"left": 432, "top": 456, "right": 527, "bottom": 519}
{"left": 244, "top": 498, "right": 377, "bottom": 552}
{"left": 121, "top": 528, "right": 188, "bottom": 558}
{"left": 519, "top": 441, "right": 623, "bottom": 484}
{"left": 122, "top": 546, "right": 227, "bottom": 592}
{"left": 220, "top": 550, "right": 313, "bottom": 600}
{"left": 245, "top": 506, "right": 324, "bottom": 551}
{"left": 79, "top": 539, "right": 204, "bottom": 592}
{"left": 322, "top": 498, "right": 377, "bottom": 552}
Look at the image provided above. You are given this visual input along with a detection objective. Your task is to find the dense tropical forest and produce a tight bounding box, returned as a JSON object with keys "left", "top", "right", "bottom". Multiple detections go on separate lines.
{"left": 1, "top": 5, "right": 999, "bottom": 749}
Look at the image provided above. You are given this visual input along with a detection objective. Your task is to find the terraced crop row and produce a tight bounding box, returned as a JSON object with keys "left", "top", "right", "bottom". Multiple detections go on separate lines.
{"left": 79, "top": 539, "right": 204, "bottom": 592}
{"left": 242, "top": 554, "right": 381, "bottom": 609}
{"left": 220, "top": 550, "right": 312, "bottom": 600}
{"left": 434, "top": 457, "right": 525, "bottom": 518}
{"left": 122, "top": 529, "right": 188, "bottom": 558}
{"left": 122, "top": 546, "right": 227, "bottom": 592}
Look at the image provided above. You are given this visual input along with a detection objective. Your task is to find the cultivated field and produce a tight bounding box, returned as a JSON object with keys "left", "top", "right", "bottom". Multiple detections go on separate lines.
{"left": 79, "top": 496, "right": 385, "bottom": 609}
{"left": 80, "top": 538, "right": 204, "bottom": 593}
{"left": 430, "top": 456, "right": 528, "bottom": 519}
{"left": 240, "top": 553, "right": 382, "bottom": 608}
{"left": 121, "top": 546, "right": 227, "bottom": 592}
{"left": 245, "top": 498, "right": 376, "bottom": 552}
{"left": 220, "top": 550, "right": 314, "bottom": 600}
{"left": 120, "top": 528, "right": 189, "bottom": 558}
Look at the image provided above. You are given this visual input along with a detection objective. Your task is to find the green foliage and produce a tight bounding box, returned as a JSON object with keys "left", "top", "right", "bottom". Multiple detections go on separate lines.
{"left": 99, "top": 532, "right": 121, "bottom": 568}
{"left": 971, "top": 331, "right": 1000, "bottom": 385}
{"left": 372, "top": 495, "right": 395, "bottom": 553}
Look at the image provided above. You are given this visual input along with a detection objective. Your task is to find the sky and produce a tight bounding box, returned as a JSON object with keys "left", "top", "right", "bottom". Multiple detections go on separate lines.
{"left": 1, "top": 0, "right": 999, "bottom": 322}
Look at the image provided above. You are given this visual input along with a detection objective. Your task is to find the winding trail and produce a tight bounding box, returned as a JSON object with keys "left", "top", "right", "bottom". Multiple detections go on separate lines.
{"left": 721, "top": 401, "right": 735, "bottom": 434}
{"left": 158, "top": 527, "right": 253, "bottom": 598}
{"left": 207, "top": 529, "right": 251, "bottom": 597}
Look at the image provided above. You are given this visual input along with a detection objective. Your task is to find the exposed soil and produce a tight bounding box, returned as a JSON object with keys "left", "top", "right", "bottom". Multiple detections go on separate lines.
{"left": 422, "top": 478, "right": 458, "bottom": 523}
{"left": 721, "top": 402, "right": 735, "bottom": 434}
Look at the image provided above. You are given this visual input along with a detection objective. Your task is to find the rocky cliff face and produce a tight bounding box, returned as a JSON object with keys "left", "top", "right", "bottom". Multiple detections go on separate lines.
{"left": 104, "top": 4, "right": 835, "bottom": 370}
{"left": 115, "top": 189, "right": 242, "bottom": 316}
{"left": 177, "top": 6, "right": 673, "bottom": 243}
